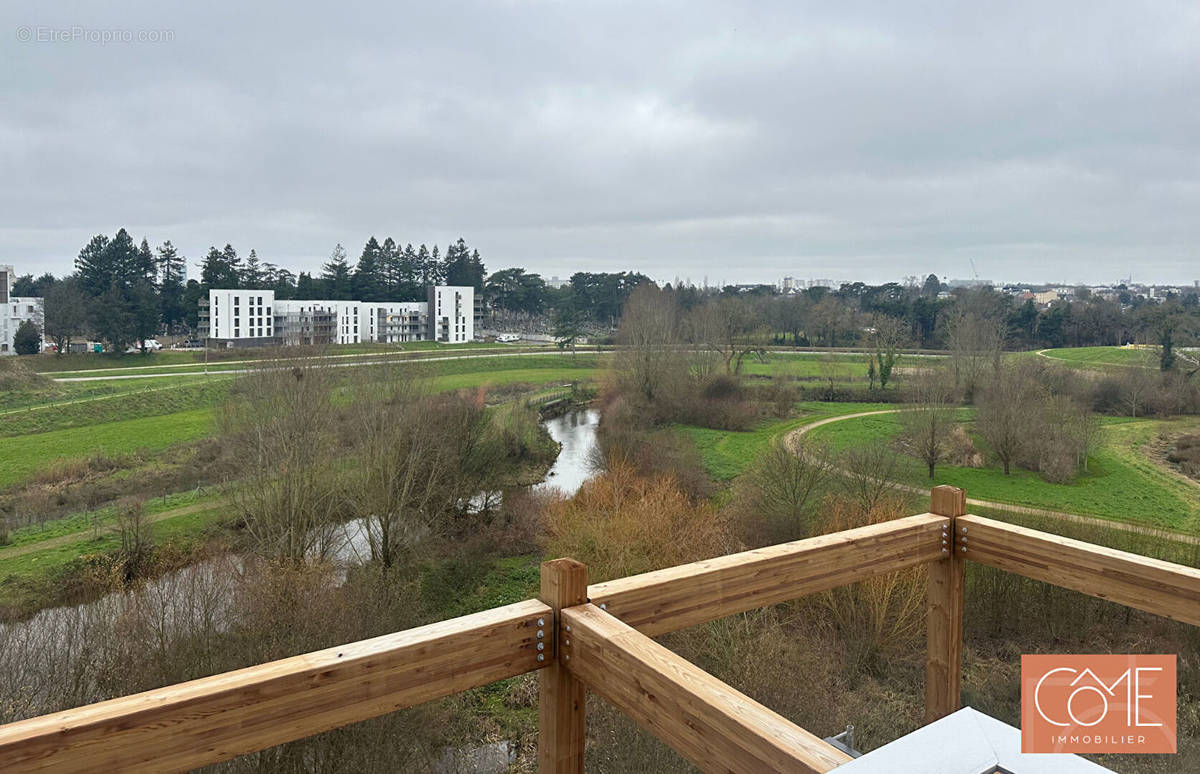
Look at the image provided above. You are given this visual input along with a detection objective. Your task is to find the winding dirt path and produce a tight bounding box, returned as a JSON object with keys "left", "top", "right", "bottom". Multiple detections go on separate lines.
{"left": 784, "top": 409, "right": 1200, "bottom": 546}
{"left": 0, "top": 500, "right": 228, "bottom": 561}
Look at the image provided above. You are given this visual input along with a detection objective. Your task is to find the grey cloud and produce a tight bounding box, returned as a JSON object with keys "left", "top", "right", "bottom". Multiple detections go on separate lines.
{"left": 1, "top": 0, "right": 1198, "bottom": 285}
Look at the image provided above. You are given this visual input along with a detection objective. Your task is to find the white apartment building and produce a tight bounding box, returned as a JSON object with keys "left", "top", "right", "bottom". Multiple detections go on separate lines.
{"left": 203, "top": 286, "right": 474, "bottom": 347}
{"left": 1, "top": 265, "right": 45, "bottom": 355}
{"left": 428, "top": 286, "right": 472, "bottom": 344}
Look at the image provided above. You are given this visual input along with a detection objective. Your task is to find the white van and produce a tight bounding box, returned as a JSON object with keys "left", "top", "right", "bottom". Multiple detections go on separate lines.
{"left": 125, "top": 339, "right": 164, "bottom": 353}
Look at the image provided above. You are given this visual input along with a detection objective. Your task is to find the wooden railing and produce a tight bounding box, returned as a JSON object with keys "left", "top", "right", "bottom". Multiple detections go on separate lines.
{"left": 0, "top": 485, "right": 1197, "bottom": 773}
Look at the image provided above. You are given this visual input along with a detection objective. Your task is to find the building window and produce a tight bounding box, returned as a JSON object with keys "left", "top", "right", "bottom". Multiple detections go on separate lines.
{"left": 234, "top": 329, "right": 239, "bottom": 337}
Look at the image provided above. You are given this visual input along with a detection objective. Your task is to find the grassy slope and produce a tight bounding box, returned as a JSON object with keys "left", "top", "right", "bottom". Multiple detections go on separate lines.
{"left": 0, "top": 354, "right": 606, "bottom": 609}
{"left": 0, "top": 409, "right": 216, "bottom": 490}
{"left": 0, "top": 380, "right": 235, "bottom": 437}
{"left": 2, "top": 362, "right": 604, "bottom": 490}
{"left": 677, "top": 402, "right": 899, "bottom": 481}
{"left": 26, "top": 341, "right": 529, "bottom": 373}
{"left": 1036, "top": 346, "right": 1158, "bottom": 370}
{"left": 808, "top": 411, "right": 1200, "bottom": 530}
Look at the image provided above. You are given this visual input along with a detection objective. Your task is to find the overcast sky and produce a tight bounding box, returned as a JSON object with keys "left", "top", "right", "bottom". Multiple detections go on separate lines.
{"left": 3, "top": 1, "right": 1198, "bottom": 286}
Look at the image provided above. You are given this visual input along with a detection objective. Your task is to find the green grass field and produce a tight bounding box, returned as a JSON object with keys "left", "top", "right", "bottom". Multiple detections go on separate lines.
{"left": 676, "top": 402, "right": 900, "bottom": 481}
{"left": 32, "top": 341, "right": 553, "bottom": 375}
{"left": 0, "top": 379, "right": 236, "bottom": 437}
{"left": 0, "top": 409, "right": 217, "bottom": 490}
{"left": 807, "top": 411, "right": 1200, "bottom": 530}
{"left": 1034, "top": 346, "right": 1160, "bottom": 370}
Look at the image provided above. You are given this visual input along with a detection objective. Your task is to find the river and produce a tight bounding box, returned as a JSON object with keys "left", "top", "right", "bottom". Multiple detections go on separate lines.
{"left": 534, "top": 408, "right": 601, "bottom": 496}
{"left": 0, "top": 409, "right": 603, "bottom": 655}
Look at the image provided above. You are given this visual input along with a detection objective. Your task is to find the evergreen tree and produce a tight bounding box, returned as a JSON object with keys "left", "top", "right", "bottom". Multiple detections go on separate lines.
{"left": 296, "top": 272, "right": 318, "bottom": 299}
{"left": 321, "top": 244, "right": 353, "bottom": 299}
{"left": 352, "top": 237, "right": 385, "bottom": 300}
{"left": 13, "top": 319, "right": 41, "bottom": 355}
{"left": 9, "top": 272, "right": 56, "bottom": 297}
{"left": 443, "top": 238, "right": 486, "bottom": 290}
{"left": 129, "top": 280, "right": 162, "bottom": 351}
{"left": 416, "top": 244, "right": 433, "bottom": 287}
{"left": 922, "top": 273, "right": 941, "bottom": 297}
{"left": 183, "top": 280, "right": 204, "bottom": 331}
{"left": 379, "top": 237, "right": 400, "bottom": 294}
{"left": 241, "top": 249, "right": 265, "bottom": 289}
{"left": 74, "top": 234, "right": 112, "bottom": 296}
{"left": 11, "top": 274, "right": 40, "bottom": 296}
{"left": 156, "top": 241, "right": 187, "bottom": 332}
{"left": 90, "top": 285, "right": 136, "bottom": 351}
{"left": 397, "top": 243, "right": 421, "bottom": 299}
{"left": 486, "top": 268, "right": 547, "bottom": 315}
{"left": 222, "top": 244, "right": 243, "bottom": 285}
{"left": 200, "top": 245, "right": 240, "bottom": 288}
{"left": 430, "top": 245, "right": 444, "bottom": 284}
{"left": 269, "top": 266, "right": 297, "bottom": 299}
{"left": 136, "top": 238, "right": 157, "bottom": 284}
{"left": 156, "top": 240, "right": 186, "bottom": 286}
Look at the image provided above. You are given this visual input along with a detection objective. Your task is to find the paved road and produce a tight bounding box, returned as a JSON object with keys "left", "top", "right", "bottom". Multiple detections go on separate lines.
{"left": 785, "top": 408, "right": 1200, "bottom": 546}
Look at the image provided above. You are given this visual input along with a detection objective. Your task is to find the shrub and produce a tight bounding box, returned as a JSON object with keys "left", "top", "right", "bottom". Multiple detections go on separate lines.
{"left": 814, "top": 496, "right": 926, "bottom": 676}
{"left": 735, "top": 439, "right": 832, "bottom": 544}
{"left": 541, "top": 462, "right": 736, "bottom": 582}
{"left": 13, "top": 320, "right": 41, "bottom": 355}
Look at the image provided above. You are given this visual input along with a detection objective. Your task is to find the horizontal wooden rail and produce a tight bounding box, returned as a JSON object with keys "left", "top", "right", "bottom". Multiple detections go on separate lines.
{"left": 0, "top": 599, "right": 551, "bottom": 774}
{"left": 588, "top": 513, "right": 948, "bottom": 636}
{"left": 561, "top": 603, "right": 852, "bottom": 774}
{"left": 959, "top": 515, "right": 1200, "bottom": 626}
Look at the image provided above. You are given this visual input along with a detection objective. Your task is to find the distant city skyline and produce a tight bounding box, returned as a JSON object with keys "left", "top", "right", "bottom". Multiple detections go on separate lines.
{"left": 4, "top": 2, "right": 1198, "bottom": 286}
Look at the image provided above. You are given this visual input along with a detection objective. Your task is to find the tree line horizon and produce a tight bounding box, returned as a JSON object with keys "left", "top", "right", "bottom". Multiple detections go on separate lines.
{"left": 8, "top": 227, "right": 1198, "bottom": 360}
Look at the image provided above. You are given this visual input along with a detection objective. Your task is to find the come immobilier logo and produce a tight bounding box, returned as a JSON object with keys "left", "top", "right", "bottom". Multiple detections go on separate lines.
{"left": 1021, "top": 654, "right": 1176, "bottom": 754}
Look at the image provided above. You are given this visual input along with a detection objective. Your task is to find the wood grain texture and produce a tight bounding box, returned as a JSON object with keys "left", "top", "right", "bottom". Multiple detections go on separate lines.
{"left": 925, "top": 486, "right": 965, "bottom": 724}
{"left": 588, "top": 513, "right": 949, "bottom": 636}
{"left": 562, "top": 604, "right": 852, "bottom": 774}
{"left": 959, "top": 514, "right": 1200, "bottom": 626}
{"left": 538, "top": 559, "right": 588, "bottom": 773}
{"left": 0, "top": 599, "right": 551, "bottom": 774}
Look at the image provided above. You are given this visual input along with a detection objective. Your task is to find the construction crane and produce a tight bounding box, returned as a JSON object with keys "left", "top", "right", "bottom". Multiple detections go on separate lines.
{"left": 969, "top": 258, "right": 980, "bottom": 282}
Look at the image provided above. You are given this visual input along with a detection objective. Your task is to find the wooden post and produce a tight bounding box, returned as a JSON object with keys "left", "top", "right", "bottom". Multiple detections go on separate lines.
{"left": 539, "top": 559, "right": 588, "bottom": 773}
{"left": 924, "top": 485, "right": 965, "bottom": 724}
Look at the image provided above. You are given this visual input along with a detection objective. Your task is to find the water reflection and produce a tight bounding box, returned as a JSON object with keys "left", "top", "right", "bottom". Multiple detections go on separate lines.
{"left": 534, "top": 409, "right": 600, "bottom": 497}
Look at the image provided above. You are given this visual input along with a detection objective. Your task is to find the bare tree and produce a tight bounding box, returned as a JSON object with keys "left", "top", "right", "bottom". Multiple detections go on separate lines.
{"left": 687, "top": 296, "right": 768, "bottom": 375}
{"left": 116, "top": 500, "right": 154, "bottom": 578}
{"left": 899, "top": 368, "right": 958, "bottom": 479}
{"left": 349, "top": 375, "right": 455, "bottom": 569}
{"left": 615, "top": 285, "right": 690, "bottom": 412}
{"left": 816, "top": 353, "right": 843, "bottom": 399}
{"left": 945, "top": 306, "right": 1005, "bottom": 400}
{"left": 976, "top": 360, "right": 1041, "bottom": 475}
{"left": 741, "top": 439, "right": 834, "bottom": 540}
{"left": 839, "top": 441, "right": 903, "bottom": 513}
{"left": 872, "top": 316, "right": 904, "bottom": 390}
{"left": 222, "top": 366, "right": 344, "bottom": 563}
{"left": 1118, "top": 354, "right": 1157, "bottom": 417}
{"left": 1065, "top": 398, "right": 1101, "bottom": 473}
{"left": 43, "top": 279, "right": 90, "bottom": 356}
